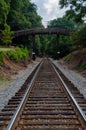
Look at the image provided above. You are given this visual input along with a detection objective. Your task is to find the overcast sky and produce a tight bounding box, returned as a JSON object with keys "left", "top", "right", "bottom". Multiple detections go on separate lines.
{"left": 31, "top": 0, "right": 67, "bottom": 27}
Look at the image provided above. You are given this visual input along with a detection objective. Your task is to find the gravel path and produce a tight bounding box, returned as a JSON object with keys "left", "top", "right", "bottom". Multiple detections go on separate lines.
{"left": 0, "top": 60, "right": 40, "bottom": 112}
{"left": 53, "top": 60, "right": 86, "bottom": 99}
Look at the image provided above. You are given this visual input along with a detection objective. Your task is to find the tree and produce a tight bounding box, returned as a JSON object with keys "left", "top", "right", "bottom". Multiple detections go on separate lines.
{"left": 0, "top": 0, "right": 10, "bottom": 25}
{"left": 4, "top": 0, "right": 43, "bottom": 55}
{"left": 1, "top": 24, "right": 14, "bottom": 46}
{"left": 6, "top": 0, "right": 43, "bottom": 30}
{"left": 40, "top": 35, "right": 49, "bottom": 56}
{"left": 59, "top": 0, "right": 86, "bottom": 23}
{"left": 48, "top": 17, "right": 76, "bottom": 30}
{"left": 46, "top": 17, "right": 76, "bottom": 58}
{"left": 71, "top": 24, "right": 86, "bottom": 48}
{"left": 7, "top": 0, "right": 31, "bottom": 30}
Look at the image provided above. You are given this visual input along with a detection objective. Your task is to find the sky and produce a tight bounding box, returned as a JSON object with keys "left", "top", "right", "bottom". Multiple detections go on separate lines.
{"left": 31, "top": 0, "right": 67, "bottom": 27}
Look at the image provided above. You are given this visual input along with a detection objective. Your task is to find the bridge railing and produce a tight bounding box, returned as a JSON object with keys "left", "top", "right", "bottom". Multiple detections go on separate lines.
{"left": 0, "top": 28, "right": 75, "bottom": 38}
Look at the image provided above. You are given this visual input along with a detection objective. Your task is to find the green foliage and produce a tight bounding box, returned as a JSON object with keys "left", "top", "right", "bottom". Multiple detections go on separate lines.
{"left": 7, "top": 5, "right": 31, "bottom": 30}
{"left": 0, "top": 47, "right": 29, "bottom": 64}
{"left": 8, "top": 47, "right": 29, "bottom": 61}
{"left": 0, "top": 0, "right": 43, "bottom": 55}
{"left": 46, "top": 34, "right": 72, "bottom": 59}
{"left": 0, "top": 73, "right": 3, "bottom": 80}
{"left": 34, "top": 36, "right": 41, "bottom": 55}
{"left": 1, "top": 24, "right": 14, "bottom": 46}
{"left": 76, "top": 60, "right": 86, "bottom": 70}
{"left": 57, "top": 43, "right": 71, "bottom": 58}
{"left": 0, "top": 51, "right": 6, "bottom": 64}
{"left": 46, "top": 35, "right": 57, "bottom": 58}
{"left": 59, "top": 0, "right": 86, "bottom": 23}
{"left": 6, "top": 0, "right": 43, "bottom": 30}
{"left": 40, "top": 35, "right": 49, "bottom": 56}
{"left": 0, "top": 0, "right": 43, "bottom": 56}
{"left": 46, "top": 17, "right": 76, "bottom": 59}
{"left": 48, "top": 17, "right": 76, "bottom": 30}
{"left": 7, "top": 50, "right": 19, "bottom": 61}
{"left": 63, "top": 54, "right": 72, "bottom": 62}
{"left": 0, "top": 0, "right": 10, "bottom": 24}
{"left": 71, "top": 25, "right": 86, "bottom": 48}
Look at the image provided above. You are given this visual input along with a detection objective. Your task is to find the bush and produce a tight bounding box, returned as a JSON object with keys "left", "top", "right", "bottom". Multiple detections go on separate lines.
{"left": 0, "top": 51, "right": 6, "bottom": 64}
{"left": 7, "top": 47, "right": 29, "bottom": 61}
{"left": 71, "top": 25, "right": 86, "bottom": 48}
{"left": 63, "top": 54, "right": 72, "bottom": 62}
{"left": 76, "top": 60, "right": 86, "bottom": 70}
{"left": 0, "top": 47, "right": 29, "bottom": 63}
{"left": 16, "top": 47, "right": 29, "bottom": 60}
{"left": 7, "top": 50, "right": 19, "bottom": 61}
{"left": 1, "top": 24, "right": 14, "bottom": 46}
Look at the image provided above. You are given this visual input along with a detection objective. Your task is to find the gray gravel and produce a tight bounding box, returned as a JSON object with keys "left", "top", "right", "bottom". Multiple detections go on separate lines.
{"left": 53, "top": 60, "right": 86, "bottom": 99}
{"left": 0, "top": 61, "right": 40, "bottom": 112}
{"left": 0, "top": 59, "right": 86, "bottom": 112}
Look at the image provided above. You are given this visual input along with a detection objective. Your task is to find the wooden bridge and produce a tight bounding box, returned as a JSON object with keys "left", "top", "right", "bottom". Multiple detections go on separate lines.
{"left": 0, "top": 28, "right": 74, "bottom": 38}
{"left": 0, "top": 28, "right": 74, "bottom": 47}
{"left": 14, "top": 28, "right": 74, "bottom": 37}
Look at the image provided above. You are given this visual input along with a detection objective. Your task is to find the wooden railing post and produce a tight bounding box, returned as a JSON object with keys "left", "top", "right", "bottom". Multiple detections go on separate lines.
{"left": 32, "top": 34, "right": 35, "bottom": 52}
{"left": 56, "top": 34, "right": 60, "bottom": 44}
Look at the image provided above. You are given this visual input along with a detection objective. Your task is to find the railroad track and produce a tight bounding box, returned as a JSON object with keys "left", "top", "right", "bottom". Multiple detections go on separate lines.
{"left": 0, "top": 58, "right": 86, "bottom": 130}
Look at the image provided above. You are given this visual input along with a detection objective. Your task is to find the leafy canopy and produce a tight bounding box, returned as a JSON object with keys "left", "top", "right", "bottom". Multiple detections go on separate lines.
{"left": 71, "top": 24, "right": 86, "bottom": 48}
{"left": 1, "top": 24, "right": 14, "bottom": 46}
{"left": 48, "top": 17, "right": 76, "bottom": 30}
{"left": 59, "top": 0, "right": 86, "bottom": 23}
{"left": 0, "top": 0, "right": 10, "bottom": 24}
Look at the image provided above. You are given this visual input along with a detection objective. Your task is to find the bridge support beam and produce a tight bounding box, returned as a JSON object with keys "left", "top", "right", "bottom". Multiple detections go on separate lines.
{"left": 32, "top": 34, "right": 35, "bottom": 52}
{"left": 56, "top": 34, "right": 60, "bottom": 44}
{"left": 32, "top": 35, "right": 36, "bottom": 60}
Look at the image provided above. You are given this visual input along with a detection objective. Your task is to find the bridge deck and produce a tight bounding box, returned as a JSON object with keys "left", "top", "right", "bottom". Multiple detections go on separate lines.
{"left": 14, "top": 28, "right": 74, "bottom": 37}
{"left": 0, "top": 28, "right": 74, "bottom": 38}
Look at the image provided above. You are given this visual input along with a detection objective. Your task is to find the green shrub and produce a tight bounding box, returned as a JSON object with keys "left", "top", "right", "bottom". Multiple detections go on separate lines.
{"left": 76, "top": 60, "right": 86, "bottom": 70}
{"left": 7, "top": 47, "right": 29, "bottom": 61}
{"left": 1, "top": 24, "right": 14, "bottom": 46}
{"left": 71, "top": 25, "right": 86, "bottom": 48}
{"left": 7, "top": 50, "right": 19, "bottom": 61}
{"left": 0, "top": 51, "right": 6, "bottom": 64}
{"left": 0, "top": 47, "right": 29, "bottom": 63}
{"left": 63, "top": 54, "right": 71, "bottom": 62}
{"left": 0, "top": 73, "right": 3, "bottom": 80}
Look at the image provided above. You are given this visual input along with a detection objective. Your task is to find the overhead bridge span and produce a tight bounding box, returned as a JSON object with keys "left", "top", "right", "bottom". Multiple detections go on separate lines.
{"left": 14, "top": 28, "right": 74, "bottom": 37}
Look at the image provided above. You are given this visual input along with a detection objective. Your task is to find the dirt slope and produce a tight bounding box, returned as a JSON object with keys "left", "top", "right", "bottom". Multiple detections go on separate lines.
{"left": 62, "top": 49, "right": 86, "bottom": 78}
{"left": 0, "top": 58, "right": 30, "bottom": 80}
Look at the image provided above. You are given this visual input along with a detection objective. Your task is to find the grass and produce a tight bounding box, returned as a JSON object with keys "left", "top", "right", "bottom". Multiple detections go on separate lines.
{"left": 0, "top": 79, "right": 12, "bottom": 89}
{"left": 0, "top": 73, "right": 3, "bottom": 80}
{"left": 0, "top": 47, "right": 14, "bottom": 64}
{"left": 8, "top": 47, "right": 29, "bottom": 61}
{"left": 63, "top": 54, "right": 72, "bottom": 62}
{"left": 0, "top": 47, "right": 29, "bottom": 64}
{"left": 0, "top": 47, "right": 13, "bottom": 51}
{"left": 0, "top": 46, "right": 30, "bottom": 88}
{"left": 76, "top": 61, "right": 86, "bottom": 70}
{"left": 0, "top": 73, "right": 11, "bottom": 87}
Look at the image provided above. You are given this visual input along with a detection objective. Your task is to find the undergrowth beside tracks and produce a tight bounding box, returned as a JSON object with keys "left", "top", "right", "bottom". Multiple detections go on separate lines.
{"left": 0, "top": 47, "right": 29, "bottom": 65}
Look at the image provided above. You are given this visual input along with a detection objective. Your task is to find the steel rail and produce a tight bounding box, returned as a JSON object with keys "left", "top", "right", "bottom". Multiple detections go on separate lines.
{"left": 52, "top": 62, "right": 86, "bottom": 125}
{"left": 6, "top": 60, "right": 43, "bottom": 130}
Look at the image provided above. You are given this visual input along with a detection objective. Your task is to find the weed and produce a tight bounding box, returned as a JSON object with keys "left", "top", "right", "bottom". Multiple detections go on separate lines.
{"left": 63, "top": 54, "right": 71, "bottom": 62}
{"left": 76, "top": 60, "right": 86, "bottom": 70}
{"left": 0, "top": 47, "right": 29, "bottom": 63}
{"left": 0, "top": 51, "right": 6, "bottom": 64}
{"left": 0, "top": 73, "right": 3, "bottom": 80}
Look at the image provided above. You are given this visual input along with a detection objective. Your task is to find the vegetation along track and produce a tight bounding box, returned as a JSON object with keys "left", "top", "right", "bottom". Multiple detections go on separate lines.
{"left": 0, "top": 58, "right": 86, "bottom": 130}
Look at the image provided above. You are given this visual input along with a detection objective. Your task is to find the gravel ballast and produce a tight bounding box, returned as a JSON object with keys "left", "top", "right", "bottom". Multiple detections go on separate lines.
{"left": 0, "top": 59, "right": 86, "bottom": 112}
{"left": 53, "top": 60, "right": 86, "bottom": 99}
{"left": 0, "top": 60, "right": 40, "bottom": 112}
